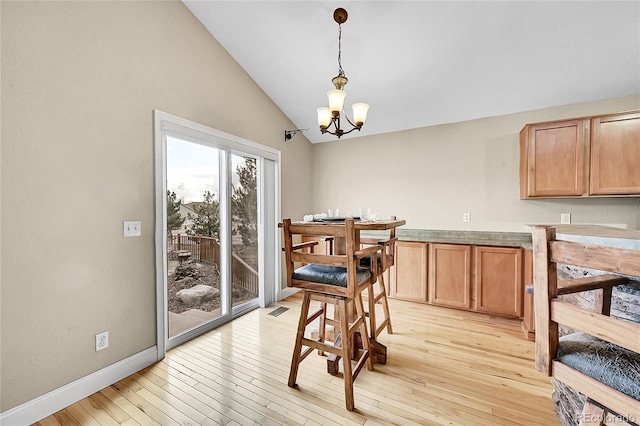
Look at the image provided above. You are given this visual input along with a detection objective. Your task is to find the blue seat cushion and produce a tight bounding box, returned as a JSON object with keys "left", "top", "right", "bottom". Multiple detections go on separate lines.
{"left": 557, "top": 332, "right": 640, "bottom": 401}
{"left": 293, "top": 264, "right": 372, "bottom": 288}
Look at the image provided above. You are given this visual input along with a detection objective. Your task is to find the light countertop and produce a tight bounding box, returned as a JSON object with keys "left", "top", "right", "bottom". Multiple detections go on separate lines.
{"left": 361, "top": 225, "right": 640, "bottom": 251}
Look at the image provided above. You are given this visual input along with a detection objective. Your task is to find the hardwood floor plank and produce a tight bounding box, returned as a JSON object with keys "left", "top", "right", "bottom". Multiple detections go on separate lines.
{"left": 51, "top": 409, "right": 80, "bottom": 426}
{"left": 166, "top": 352, "right": 295, "bottom": 425}
{"left": 34, "top": 296, "right": 560, "bottom": 426}
{"left": 87, "top": 390, "right": 130, "bottom": 424}
{"left": 35, "top": 417, "right": 62, "bottom": 426}
{"left": 76, "top": 398, "right": 125, "bottom": 426}
{"left": 111, "top": 378, "right": 182, "bottom": 426}
{"left": 99, "top": 385, "right": 160, "bottom": 426}
{"left": 64, "top": 405, "right": 100, "bottom": 426}
{"left": 171, "top": 341, "right": 363, "bottom": 424}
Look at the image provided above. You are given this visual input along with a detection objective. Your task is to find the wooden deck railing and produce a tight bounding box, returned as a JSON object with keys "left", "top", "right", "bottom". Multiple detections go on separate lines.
{"left": 168, "top": 234, "right": 258, "bottom": 295}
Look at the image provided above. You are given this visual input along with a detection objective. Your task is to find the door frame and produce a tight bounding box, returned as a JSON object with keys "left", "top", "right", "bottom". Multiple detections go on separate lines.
{"left": 153, "top": 110, "right": 281, "bottom": 359}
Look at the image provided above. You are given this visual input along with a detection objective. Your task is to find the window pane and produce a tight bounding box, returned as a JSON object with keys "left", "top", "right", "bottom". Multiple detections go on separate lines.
{"left": 166, "top": 136, "right": 223, "bottom": 338}
{"left": 231, "top": 154, "right": 260, "bottom": 309}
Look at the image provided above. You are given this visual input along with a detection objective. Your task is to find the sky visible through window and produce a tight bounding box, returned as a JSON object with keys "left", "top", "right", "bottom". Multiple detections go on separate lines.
{"left": 167, "top": 136, "right": 244, "bottom": 204}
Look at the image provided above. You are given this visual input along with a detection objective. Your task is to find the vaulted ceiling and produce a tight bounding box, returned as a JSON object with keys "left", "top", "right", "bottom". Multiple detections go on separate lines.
{"left": 184, "top": 1, "right": 640, "bottom": 143}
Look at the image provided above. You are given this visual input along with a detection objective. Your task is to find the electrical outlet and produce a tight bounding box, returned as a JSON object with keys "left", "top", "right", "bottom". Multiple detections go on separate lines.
{"left": 96, "top": 331, "right": 109, "bottom": 351}
{"left": 123, "top": 221, "right": 141, "bottom": 237}
{"left": 560, "top": 213, "right": 571, "bottom": 224}
{"left": 463, "top": 213, "right": 471, "bottom": 223}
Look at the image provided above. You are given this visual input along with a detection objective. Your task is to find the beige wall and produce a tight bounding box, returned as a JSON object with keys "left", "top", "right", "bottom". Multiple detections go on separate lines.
{"left": 312, "top": 96, "right": 640, "bottom": 232}
{"left": 0, "top": 1, "right": 312, "bottom": 412}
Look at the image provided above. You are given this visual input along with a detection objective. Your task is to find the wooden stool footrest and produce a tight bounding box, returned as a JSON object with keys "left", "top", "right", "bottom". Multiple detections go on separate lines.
{"left": 301, "top": 337, "right": 344, "bottom": 357}
{"left": 298, "top": 346, "right": 315, "bottom": 363}
{"left": 305, "top": 308, "right": 324, "bottom": 326}
{"left": 375, "top": 319, "right": 389, "bottom": 337}
{"left": 351, "top": 350, "right": 370, "bottom": 381}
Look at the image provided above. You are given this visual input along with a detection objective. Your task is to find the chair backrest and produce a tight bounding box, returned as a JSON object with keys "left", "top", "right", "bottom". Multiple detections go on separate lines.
{"left": 532, "top": 225, "right": 640, "bottom": 422}
{"left": 282, "top": 218, "right": 379, "bottom": 299}
{"left": 359, "top": 215, "right": 398, "bottom": 272}
{"left": 532, "top": 226, "right": 640, "bottom": 371}
{"left": 384, "top": 215, "right": 398, "bottom": 270}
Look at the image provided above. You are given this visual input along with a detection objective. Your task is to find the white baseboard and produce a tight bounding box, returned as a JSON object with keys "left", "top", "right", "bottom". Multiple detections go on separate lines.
{"left": 0, "top": 346, "right": 159, "bottom": 425}
{"left": 277, "top": 287, "right": 299, "bottom": 301}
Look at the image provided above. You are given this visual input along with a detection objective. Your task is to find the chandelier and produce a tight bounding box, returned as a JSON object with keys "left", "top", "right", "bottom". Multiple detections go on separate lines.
{"left": 316, "top": 8, "right": 369, "bottom": 139}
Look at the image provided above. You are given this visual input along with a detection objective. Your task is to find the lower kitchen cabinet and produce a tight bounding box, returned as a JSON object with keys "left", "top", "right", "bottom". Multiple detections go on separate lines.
{"left": 428, "top": 244, "right": 472, "bottom": 309}
{"left": 474, "top": 246, "right": 523, "bottom": 318}
{"left": 390, "top": 241, "right": 525, "bottom": 320}
{"left": 390, "top": 241, "right": 428, "bottom": 302}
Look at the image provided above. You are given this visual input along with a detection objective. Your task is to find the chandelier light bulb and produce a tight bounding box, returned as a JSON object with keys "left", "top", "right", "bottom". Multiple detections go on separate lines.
{"left": 327, "top": 89, "right": 346, "bottom": 114}
{"left": 352, "top": 103, "right": 370, "bottom": 126}
{"left": 317, "top": 107, "right": 332, "bottom": 128}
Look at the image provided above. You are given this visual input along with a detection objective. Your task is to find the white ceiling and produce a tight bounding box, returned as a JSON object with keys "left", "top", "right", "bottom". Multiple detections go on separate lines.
{"left": 184, "top": 1, "right": 640, "bottom": 143}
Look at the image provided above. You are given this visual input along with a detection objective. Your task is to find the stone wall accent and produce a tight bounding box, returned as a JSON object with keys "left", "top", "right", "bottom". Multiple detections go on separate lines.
{"left": 553, "top": 265, "right": 640, "bottom": 425}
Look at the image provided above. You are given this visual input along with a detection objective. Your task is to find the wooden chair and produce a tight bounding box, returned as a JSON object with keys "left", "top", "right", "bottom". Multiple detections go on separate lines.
{"left": 359, "top": 216, "right": 397, "bottom": 343}
{"left": 532, "top": 226, "right": 640, "bottom": 426}
{"left": 282, "top": 218, "right": 381, "bottom": 411}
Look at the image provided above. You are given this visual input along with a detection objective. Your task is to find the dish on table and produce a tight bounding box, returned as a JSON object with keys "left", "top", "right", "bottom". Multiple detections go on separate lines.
{"left": 314, "top": 217, "right": 360, "bottom": 222}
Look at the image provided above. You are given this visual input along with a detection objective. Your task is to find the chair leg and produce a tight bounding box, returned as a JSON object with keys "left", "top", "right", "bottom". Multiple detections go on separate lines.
{"left": 378, "top": 273, "right": 393, "bottom": 334}
{"left": 368, "top": 274, "right": 393, "bottom": 339}
{"left": 338, "top": 298, "right": 355, "bottom": 411}
{"left": 288, "top": 291, "right": 311, "bottom": 388}
{"left": 318, "top": 302, "right": 327, "bottom": 355}
{"left": 367, "top": 283, "right": 377, "bottom": 340}
{"left": 355, "top": 293, "right": 374, "bottom": 372}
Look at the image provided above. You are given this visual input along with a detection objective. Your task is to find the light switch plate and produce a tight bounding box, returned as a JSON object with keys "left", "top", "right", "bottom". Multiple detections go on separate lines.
{"left": 560, "top": 213, "right": 571, "bottom": 224}
{"left": 123, "top": 221, "right": 141, "bottom": 237}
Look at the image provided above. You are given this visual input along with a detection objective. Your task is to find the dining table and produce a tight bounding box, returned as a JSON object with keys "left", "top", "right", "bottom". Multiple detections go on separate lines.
{"left": 292, "top": 217, "right": 406, "bottom": 252}
{"left": 284, "top": 217, "right": 406, "bottom": 367}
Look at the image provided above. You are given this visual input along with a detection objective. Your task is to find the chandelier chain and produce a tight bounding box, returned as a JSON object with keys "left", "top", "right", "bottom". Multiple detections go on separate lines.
{"left": 337, "top": 24, "right": 344, "bottom": 77}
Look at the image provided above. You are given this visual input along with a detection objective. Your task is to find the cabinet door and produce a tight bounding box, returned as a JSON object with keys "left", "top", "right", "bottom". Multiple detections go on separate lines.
{"left": 390, "top": 241, "right": 428, "bottom": 302}
{"left": 522, "top": 120, "right": 588, "bottom": 197}
{"left": 474, "top": 246, "right": 523, "bottom": 318}
{"left": 590, "top": 112, "right": 640, "bottom": 195}
{"left": 428, "top": 244, "right": 472, "bottom": 309}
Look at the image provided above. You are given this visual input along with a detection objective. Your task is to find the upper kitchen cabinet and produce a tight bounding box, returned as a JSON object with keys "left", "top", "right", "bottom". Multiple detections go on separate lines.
{"left": 519, "top": 110, "right": 640, "bottom": 198}
{"left": 590, "top": 112, "right": 640, "bottom": 195}
{"left": 520, "top": 119, "right": 588, "bottom": 198}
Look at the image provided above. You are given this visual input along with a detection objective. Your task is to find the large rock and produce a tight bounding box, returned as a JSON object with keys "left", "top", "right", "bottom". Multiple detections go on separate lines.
{"left": 176, "top": 285, "right": 219, "bottom": 306}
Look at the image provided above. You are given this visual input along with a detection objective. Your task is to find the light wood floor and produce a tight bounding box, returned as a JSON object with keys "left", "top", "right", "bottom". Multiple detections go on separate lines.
{"left": 35, "top": 294, "right": 560, "bottom": 425}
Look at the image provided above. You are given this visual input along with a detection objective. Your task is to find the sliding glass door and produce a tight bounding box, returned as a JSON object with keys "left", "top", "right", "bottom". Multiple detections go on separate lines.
{"left": 230, "top": 154, "right": 260, "bottom": 310}
{"left": 155, "top": 111, "right": 279, "bottom": 353}
{"left": 166, "top": 136, "right": 228, "bottom": 340}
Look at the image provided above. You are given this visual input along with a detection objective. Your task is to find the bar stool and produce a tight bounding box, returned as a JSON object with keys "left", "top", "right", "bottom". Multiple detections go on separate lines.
{"left": 360, "top": 216, "right": 397, "bottom": 347}
{"left": 281, "top": 218, "right": 381, "bottom": 411}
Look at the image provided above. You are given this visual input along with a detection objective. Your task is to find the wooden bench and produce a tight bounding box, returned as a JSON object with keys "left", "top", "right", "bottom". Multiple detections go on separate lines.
{"left": 532, "top": 226, "right": 640, "bottom": 426}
